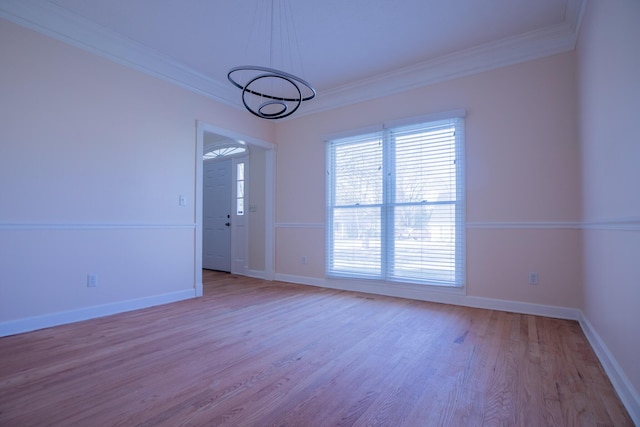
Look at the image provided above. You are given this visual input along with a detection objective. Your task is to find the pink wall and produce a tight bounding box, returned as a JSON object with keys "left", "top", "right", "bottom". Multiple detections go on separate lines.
{"left": 275, "top": 52, "right": 583, "bottom": 308}
{"left": 0, "top": 18, "right": 273, "bottom": 325}
{"left": 577, "top": 0, "right": 640, "bottom": 403}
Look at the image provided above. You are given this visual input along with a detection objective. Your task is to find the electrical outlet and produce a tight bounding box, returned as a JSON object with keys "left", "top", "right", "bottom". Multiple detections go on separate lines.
{"left": 528, "top": 272, "right": 539, "bottom": 285}
{"left": 301, "top": 256, "right": 308, "bottom": 265}
{"left": 87, "top": 274, "right": 98, "bottom": 287}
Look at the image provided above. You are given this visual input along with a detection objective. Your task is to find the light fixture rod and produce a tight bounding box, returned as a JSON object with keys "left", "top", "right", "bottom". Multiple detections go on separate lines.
{"left": 269, "top": 0, "right": 274, "bottom": 68}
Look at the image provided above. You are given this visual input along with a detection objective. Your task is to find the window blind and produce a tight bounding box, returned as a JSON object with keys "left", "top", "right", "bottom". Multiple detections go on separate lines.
{"left": 326, "top": 117, "right": 465, "bottom": 287}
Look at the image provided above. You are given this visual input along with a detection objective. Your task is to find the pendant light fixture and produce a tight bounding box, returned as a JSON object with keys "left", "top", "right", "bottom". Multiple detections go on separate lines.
{"left": 227, "top": 0, "right": 316, "bottom": 120}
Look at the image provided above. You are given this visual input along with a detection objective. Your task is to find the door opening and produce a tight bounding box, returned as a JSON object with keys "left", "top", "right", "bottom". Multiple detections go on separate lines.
{"left": 195, "top": 122, "right": 275, "bottom": 296}
{"left": 202, "top": 158, "right": 232, "bottom": 272}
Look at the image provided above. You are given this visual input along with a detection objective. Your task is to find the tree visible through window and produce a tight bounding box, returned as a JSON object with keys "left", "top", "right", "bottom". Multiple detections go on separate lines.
{"left": 326, "top": 116, "right": 465, "bottom": 287}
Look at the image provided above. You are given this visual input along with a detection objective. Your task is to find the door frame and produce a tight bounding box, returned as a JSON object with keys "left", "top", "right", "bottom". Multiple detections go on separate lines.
{"left": 195, "top": 121, "right": 276, "bottom": 296}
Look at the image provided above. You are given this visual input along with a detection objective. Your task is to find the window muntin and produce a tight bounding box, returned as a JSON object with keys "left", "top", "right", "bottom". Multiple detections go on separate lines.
{"left": 326, "top": 117, "right": 464, "bottom": 287}
{"left": 203, "top": 145, "right": 246, "bottom": 160}
{"left": 236, "top": 162, "right": 245, "bottom": 216}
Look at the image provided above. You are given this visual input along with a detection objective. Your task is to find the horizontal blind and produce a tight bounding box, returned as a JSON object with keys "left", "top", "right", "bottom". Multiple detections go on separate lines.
{"left": 327, "top": 117, "right": 464, "bottom": 287}
{"left": 387, "top": 118, "right": 464, "bottom": 286}
{"left": 327, "top": 131, "right": 384, "bottom": 278}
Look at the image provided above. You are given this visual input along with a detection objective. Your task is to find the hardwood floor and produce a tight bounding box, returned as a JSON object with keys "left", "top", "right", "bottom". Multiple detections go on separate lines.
{"left": 0, "top": 271, "right": 632, "bottom": 426}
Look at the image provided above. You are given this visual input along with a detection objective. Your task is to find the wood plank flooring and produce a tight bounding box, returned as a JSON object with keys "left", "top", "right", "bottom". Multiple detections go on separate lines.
{"left": 0, "top": 271, "right": 633, "bottom": 426}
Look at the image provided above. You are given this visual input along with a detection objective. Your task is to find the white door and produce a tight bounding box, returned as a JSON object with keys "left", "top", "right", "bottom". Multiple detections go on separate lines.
{"left": 203, "top": 159, "right": 232, "bottom": 271}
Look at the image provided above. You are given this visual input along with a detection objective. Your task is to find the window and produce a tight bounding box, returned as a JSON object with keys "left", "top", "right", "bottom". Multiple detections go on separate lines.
{"left": 203, "top": 145, "right": 246, "bottom": 160}
{"left": 236, "top": 162, "right": 245, "bottom": 215}
{"left": 326, "top": 116, "right": 465, "bottom": 287}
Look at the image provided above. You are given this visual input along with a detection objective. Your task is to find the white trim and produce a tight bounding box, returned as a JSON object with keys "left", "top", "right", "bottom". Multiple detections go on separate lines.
{"left": 246, "top": 269, "right": 267, "bottom": 280}
{"left": 200, "top": 122, "right": 276, "bottom": 151}
{"left": 272, "top": 220, "right": 640, "bottom": 231}
{"left": 322, "top": 111, "right": 468, "bottom": 143}
{"left": 264, "top": 148, "right": 276, "bottom": 281}
{"left": 0, "top": 0, "right": 238, "bottom": 107}
{"left": 274, "top": 273, "right": 580, "bottom": 320}
{"left": 0, "top": 0, "right": 587, "bottom": 118}
{"left": 299, "top": 9, "right": 585, "bottom": 117}
{"left": 195, "top": 121, "right": 276, "bottom": 283}
{"left": 467, "top": 221, "right": 581, "bottom": 230}
{"left": 0, "top": 223, "right": 195, "bottom": 230}
{"left": 322, "top": 125, "right": 383, "bottom": 144}
{"left": 273, "top": 271, "right": 640, "bottom": 422}
{"left": 578, "top": 313, "right": 640, "bottom": 425}
{"left": 275, "top": 222, "right": 324, "bottom": 229}
{"left": 463, "top": 295, "right": 580, "bottom": 320}
{"left": 582, "top": 218, "right": 640, "bottom": 231}
{"left": 195, "top": 121, "right": 205, "bottom": 297}
{"left": 383, "top": 109, "right": 467, "bottom": 129}
{"left": 0, "top": 289, "right": 195, "bottom": 337}
{"left": 466, "top": 220, "right": 640, "bottom": 231}
{"left": 231, "top": 155, "right": 250, "bottom": 276}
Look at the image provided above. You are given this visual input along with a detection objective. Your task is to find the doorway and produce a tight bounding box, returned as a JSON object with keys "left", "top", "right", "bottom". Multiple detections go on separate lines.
{"left": 202, "top": 158, "right": 232, "bottom": 272}
{"left": 195, "top": 121, "right": 275, "bottom": 297}
{"left": 202, "top": 146, "right": 249, "bottom": 274}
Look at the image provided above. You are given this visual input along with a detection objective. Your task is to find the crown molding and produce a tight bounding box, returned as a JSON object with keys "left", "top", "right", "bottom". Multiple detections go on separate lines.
{"left": 303, "top": 4, "right": 585, "bottom": 116}
{"left": 0, "top": 0, "right": 239, "bottom": 107}
{"left": 1, "top": 0, "right": 586, "bottom": 118}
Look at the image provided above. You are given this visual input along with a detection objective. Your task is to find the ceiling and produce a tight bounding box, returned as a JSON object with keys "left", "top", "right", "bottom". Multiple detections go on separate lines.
{"left": 1, "top": 0, "right": 585, "bottom": 117}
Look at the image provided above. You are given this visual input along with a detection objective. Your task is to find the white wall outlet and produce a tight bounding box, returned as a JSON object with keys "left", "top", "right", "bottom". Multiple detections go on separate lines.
{"left": 301, "top": 256, "right": 308, "bottom": 265}
{"left": 528, "top": 272, "right": 539, "bottom": 285}
{"left": 178, "top": 195, "right": 187, "bottom": 206}
{"left": 87, "top": 274, "right": 98, "bottom": 287}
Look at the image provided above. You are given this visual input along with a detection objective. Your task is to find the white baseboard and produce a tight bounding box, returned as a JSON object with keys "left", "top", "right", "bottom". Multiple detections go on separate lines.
{"left": 578, "top": 313, "right": 640, "bottom": 425}
{"left": 274, "top": 273, "right": 638, "bottom": 422}
{"left": 246, "top": 269, "right": 266, "bottom": 280}
{"left": 274, "top": 273, "right": 580, "bottom": 320}
{"left": 0, "top": 289, "right": 196, "bottom": 337}
{"left": 3, "top": 273, "right": 636, "bottom": 423}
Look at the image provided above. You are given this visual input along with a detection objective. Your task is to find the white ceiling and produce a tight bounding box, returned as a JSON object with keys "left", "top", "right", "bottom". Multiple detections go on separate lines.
{"left": 1, "top": 0, "right": 585, "bottom": 117}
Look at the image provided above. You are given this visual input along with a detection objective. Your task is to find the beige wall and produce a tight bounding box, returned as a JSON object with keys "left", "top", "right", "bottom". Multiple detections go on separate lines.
{"left": 577, "top": 0, "right": 640, "bottom": 402}
{"left": 0, "top": 18, "right": 273, "bottom": 325}
{"left": 275, "top": 52, "right": 583, "bottom": 308}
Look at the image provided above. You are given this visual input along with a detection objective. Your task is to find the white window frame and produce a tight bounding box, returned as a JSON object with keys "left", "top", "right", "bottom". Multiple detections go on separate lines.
{"left": 325, "top": 112, "right": 465, "bottom": 287}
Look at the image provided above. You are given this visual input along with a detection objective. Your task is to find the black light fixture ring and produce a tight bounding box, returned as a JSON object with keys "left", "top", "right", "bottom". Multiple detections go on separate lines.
{"left": 239, "top": 72, "right": 303, "bottom": 119}
{"left": 227, "top": 1, "right": 316, "bottom": 119}
{"left": 228, "top": 66, "right": 316, "bottom": 101}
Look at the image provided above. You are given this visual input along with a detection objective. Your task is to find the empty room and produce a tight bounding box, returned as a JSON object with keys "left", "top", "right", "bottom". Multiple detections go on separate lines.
{"left": 0, "top": 0, "right": 638, "bottom": 425}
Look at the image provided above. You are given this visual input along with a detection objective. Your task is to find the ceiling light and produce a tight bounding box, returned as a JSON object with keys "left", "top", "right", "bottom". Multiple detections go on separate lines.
{"left": 227, "top": 0, "right": 316, "bottom": 120}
